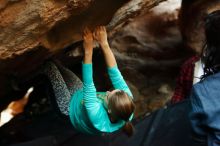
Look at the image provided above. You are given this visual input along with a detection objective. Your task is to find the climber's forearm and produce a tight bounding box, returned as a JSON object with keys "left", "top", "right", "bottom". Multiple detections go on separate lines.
{"left": 101, "top": 42, "right": 117, "bottom": 68}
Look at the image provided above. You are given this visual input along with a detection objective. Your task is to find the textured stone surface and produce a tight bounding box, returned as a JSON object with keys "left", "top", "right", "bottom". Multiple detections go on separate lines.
{"left": 0, "top": 0, "right": 165, "bottom": 60}
{"left": 0, "top": 0, "right": 93, "bottom": 59}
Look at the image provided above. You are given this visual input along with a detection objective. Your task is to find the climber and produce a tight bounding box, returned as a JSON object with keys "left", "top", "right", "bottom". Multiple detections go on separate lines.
{"left": 42, "top": 26, "right": 135, "bottom": 136}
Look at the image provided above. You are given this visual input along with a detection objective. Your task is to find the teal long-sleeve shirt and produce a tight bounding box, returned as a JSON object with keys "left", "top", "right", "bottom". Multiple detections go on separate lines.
{"left": 69, "top": 63, "right": 133, "bottom": 135}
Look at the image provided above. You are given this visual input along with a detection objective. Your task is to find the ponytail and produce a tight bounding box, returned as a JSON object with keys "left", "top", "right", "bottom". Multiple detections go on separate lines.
{"left": 123, "top": 121, "right": 134, "bottom": 137}
{"left": 108, "top": 90, "right": 135, "bottom": 136}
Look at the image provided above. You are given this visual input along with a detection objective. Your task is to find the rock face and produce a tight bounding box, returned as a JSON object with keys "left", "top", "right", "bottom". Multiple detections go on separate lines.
{"left": 0, "top": 0, "right": 164, "bottom": 99}
{"left": 0, "top": 0, "right": 164, "bottom": 59}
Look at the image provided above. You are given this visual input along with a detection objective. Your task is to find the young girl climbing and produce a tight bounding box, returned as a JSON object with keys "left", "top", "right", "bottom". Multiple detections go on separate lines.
{"left": 43, "top": 26, "right": 135, "bottom": 136}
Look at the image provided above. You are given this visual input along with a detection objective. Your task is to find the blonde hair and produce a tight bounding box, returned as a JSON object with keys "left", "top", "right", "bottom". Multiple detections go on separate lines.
{"left": 108, "top": 90, "right": 135, "bottom": 136}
